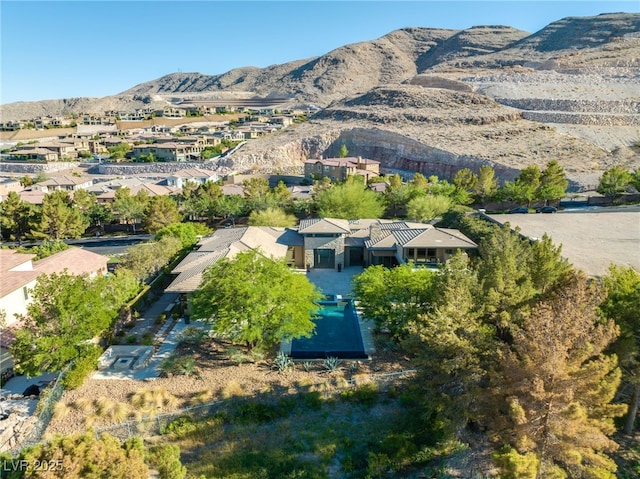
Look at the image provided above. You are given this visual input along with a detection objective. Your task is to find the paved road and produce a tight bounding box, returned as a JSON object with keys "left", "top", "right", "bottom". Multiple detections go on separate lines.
{"left": 0, "top": 234, "right": 153, "bottom": 256}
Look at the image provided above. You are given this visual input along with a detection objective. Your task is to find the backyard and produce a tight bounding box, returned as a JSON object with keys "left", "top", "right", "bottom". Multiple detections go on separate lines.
{"left": 45, "top": 331, "right": 412, "bottom": 438}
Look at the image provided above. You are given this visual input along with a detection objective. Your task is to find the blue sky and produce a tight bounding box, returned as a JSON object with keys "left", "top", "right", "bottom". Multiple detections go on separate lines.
{"left": 1, "top": 1, "right": 637, "bottom": 104}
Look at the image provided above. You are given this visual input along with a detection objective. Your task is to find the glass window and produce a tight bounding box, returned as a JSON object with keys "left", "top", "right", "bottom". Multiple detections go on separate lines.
{"left": 416, "top": 248, "right": 426, "bottom": 260}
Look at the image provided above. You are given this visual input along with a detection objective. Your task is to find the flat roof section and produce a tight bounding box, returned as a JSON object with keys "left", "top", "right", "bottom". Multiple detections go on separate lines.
{"left": 486, "top": 207, "right": 640, "bottom": 277}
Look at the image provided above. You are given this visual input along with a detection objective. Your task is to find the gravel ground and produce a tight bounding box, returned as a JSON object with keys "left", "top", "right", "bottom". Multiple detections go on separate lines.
{"left": 487, "top": 207, "right": 640, "bottom": 277}
{"left": 45, "top": 340, "right": 410, "bottom": 438}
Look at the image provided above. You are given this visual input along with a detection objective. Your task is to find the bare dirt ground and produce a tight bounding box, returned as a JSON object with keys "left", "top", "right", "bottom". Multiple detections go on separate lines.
{"left": 488, "top": 208, "right": 640, "bottom": 277}
{"left": 45, "top": 338, "right": 411, "bottom": 438}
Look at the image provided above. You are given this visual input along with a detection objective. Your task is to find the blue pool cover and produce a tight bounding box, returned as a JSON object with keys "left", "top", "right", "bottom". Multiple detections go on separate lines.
{"left": 290, "top": 301, "right": 367, "bottom": 359}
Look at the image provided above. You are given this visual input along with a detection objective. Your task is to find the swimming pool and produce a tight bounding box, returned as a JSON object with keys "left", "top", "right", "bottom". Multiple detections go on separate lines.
{"left": 290, "top": 301, "right": 367, "bottom": 359}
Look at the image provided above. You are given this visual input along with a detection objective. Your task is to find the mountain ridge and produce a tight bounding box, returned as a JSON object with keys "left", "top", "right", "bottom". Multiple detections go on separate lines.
{"left": 1, "top": 12, "right": 638, "bottom": 188}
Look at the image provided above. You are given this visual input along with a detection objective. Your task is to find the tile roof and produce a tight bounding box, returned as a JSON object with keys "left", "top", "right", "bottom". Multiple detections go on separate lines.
{"left": 168, "top": 168, "right": 218, "bottom": 179}
{"left": 166, "top": 227, "right": 302, "bottom": 293}
{"left": 0, "top": 250, "right": 39, "bottom": 298}
{"left": 298, "top": 218, "right": 351, "bottom": 234}
{"left": 33, "top": 247, "right": 109, "bottom": 276}
{"left": 40, "top": 176, "right": 93, "bottom": 187}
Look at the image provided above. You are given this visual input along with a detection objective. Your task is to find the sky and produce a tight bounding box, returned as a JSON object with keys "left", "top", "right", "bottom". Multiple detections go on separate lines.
{"left": 1, "top": 0, "right": 638, "bottom": 104}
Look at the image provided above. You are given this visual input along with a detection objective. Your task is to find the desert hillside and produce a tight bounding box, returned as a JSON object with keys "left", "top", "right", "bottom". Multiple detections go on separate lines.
{"left": 1, "top": 12, "right": 638, "bottom": 186}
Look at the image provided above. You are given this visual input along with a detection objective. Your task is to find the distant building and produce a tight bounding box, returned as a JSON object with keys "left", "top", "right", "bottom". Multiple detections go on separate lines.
{"left": 0, "top": 178, "right": 23, "bottom": 201}
{"left": 166, "top": 168, "right": 219, "bottom": 189}
{"left": 304, "top": 156, "right": 380, "bottom": 182}
{"left": 35, "top": 176, "right": 93, "bottom": 193}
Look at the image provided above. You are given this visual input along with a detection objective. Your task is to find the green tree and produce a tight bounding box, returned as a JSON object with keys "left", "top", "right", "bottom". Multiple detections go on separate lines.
{"left": 107, "top": 142, "right": 132, "bottom": 160}
{"left": 316, "top": 178, "right": 385, "bottom": 219}
{"left": 352, "top": 263, "right": 436, "bottom": 339}
{"left": 87, "top": 203, "right": 113, "bottom": 233}
{"left": 600, "top": 265, "right": 640, "bottom": 434}
{"left": 243, "top": 177, "right": 274, "bottom": 211}
{"left": 38, "top": 190, "right": 88, "bottom": 239}
{"left": 537, "top": 160, "right": 568, "bottom": 205}
{"left": 112, "top": 188, "right": 149, "bottom": 233}
{"left": 155, "top": 222, "right": 212, "bottom": 249}
{"left": 516, "top": 165, "right": 542, "bottom": 207}
{"left": 473, "top": 165, "right": 498, "bottom": 206}
{"left": 0, "top": 191, "right": 38, "bottom": 243}
{"left": 338, "top": 144, "right": 349, "bottom": 158}
{"left": 11, "top": 270, "right": 138, "bottom": 376}
{"left": 28, "top": 239, "right": 69, "bottom": 260}
{"left": 488, "top": 272, "right": 626, "bottom": 479}
{"left": 213, "top": 194, "right": 248, "bottom": 225}
{"left": 406, "top": 195, "right": 452, "bottom": 222}
{"left": 12, "top": 432, "right": 149, "bottom": 479}
{"left": 630, "top": 168, "right": 640, "bottom": 192}
{"left": 597, "top": 166, "right": 632, "bottom": 199}
{"left": 248, "top": 207, "right": 297, "bottom": 227}
{"left": 142, "top": 195, "right": 181, "bottom": 234}
{"left": 119, "top": 236, "right": 183, "bottom": 282}
{"left": 477, "top": 225, "right": 536, "bottom": 335}
{"left": 453, "top": 168, "right": 478, "bottom": 192}
{"left": 528, "top": 234, "right": 572, "bottom": 295}
{"left": 409, "top": 172, "right": 429, "bottom": 193}
{"left": 384, "top": 176, "right": 412, "bottom": 217}
{"left": 190, "top": 249, "right": 323, "bottom": 350}
{"left": 272, "top": 180, "right": 292, "bottom": 206}
{"left": 410, "top": 252, "right": 491, "bottom": 439}
{"left": 71, "top": 188, "right": 96, "bottom": 217}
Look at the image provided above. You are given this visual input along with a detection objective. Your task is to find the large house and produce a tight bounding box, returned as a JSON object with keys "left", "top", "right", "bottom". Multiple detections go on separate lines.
{"left": 165, "top": 218, "right": 476, "bottom": 294}
{"left": 304, "top": 157, "right": 380, "bottom": 182}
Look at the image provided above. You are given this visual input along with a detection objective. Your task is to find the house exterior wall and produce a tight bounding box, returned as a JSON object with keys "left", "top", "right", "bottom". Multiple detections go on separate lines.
{"left": 303, "top": 235, "right": 345, "bottom": 269}
{"left": 0, "top": 279, "right": 36, "bottom": 327}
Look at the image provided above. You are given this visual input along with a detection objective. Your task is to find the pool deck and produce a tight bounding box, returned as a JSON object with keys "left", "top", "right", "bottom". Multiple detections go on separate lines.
{"left": 282, "top": 266, "right": 376, "bottom": 359}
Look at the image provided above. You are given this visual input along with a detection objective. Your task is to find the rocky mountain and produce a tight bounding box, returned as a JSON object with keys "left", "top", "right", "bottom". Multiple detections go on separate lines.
{"left": 2, "top": 12, "right": 639, "bottom": 188}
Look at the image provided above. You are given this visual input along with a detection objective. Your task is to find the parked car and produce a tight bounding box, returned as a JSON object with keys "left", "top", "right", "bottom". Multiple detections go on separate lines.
{"left": 508, "top": 207, "right": 529, "bottom": 214}
{"left": 536, "top": 206, "right": 558, "bottom": 214}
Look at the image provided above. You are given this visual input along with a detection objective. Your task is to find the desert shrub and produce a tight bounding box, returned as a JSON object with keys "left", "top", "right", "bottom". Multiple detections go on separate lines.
{"left": 94, "top": 397, "right": 116, "bottom": 417}
{"left": 340, "top": 383, "right": 379, "bottom": 407}
{"left": 126, "top": 334, "right": 137, "bottom": 344}
{"left": 222, "top": 380, "right": 244, "bottom": 399}
{"left": 323, "top": 356, "right": 341, "bottom": 372}
{"left": 155, "top": 313, "right": 167, "bottom": 325}
{"left": 109, "top": 402, "right": 130, "bottom": 422}
{"left": 160, "top": 356, "right": 198, "bottom": 377}
{"left": 147, "top": 444, "right": 187, "bottom": 479}
{"left": 160, "top": 416, "right": 197, "bottom": 437}
{"left": 62, "top": 344, "right": 103, "bottom": 390}
{"left": 141, "top": 332, "right": 155, "bottom": 346}
{"left": 13, "top": 432, "right": 148, "bottom": 479}
{"left": 301, "top": 391, "right": 323, "bottom": 410}
{"left": 52, "top": 401, "right": 70, "bottom": 420}
{"left": 176, "top": 327, "right": 206, "bottom": 345}
{"left": 272, "top": 351, "right": 294, "bottom": 372}
{"left": 232, "top": 402, "right": 288, "bottom": 425}
{"left": 190, "top": 389, "right": 213, "bottom": 406}
{"left": 72, "top": 397, "right": 94, "bottom": 413}
{"left": 131, "top": 387, "right": 177, "bottom": 413}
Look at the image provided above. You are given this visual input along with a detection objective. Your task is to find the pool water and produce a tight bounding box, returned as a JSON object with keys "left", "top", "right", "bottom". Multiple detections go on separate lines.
{"left": 290, "top": 301, "right": 367, "bottom": 359}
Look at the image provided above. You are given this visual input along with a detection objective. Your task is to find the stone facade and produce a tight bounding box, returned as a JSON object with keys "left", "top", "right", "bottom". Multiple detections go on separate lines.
{"left": 303, "top": 235, "right": 345, "bottom": 270}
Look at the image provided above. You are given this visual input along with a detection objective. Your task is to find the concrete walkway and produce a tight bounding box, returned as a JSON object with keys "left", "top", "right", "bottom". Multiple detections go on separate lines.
{"left": 305, "top": 266, "right": 363, "bottom": 298}
{"left": 92, "top": 319, "right": 208, "bottom": 380}
{"left": 129, "top": 292, "right": 179, "bottom": 335}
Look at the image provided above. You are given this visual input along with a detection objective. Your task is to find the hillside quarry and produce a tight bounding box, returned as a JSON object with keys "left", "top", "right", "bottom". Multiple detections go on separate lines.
{"left": 2, "top": 12, "right": 639, "bottom": 189}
